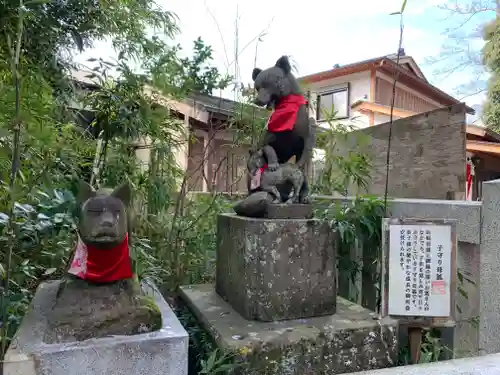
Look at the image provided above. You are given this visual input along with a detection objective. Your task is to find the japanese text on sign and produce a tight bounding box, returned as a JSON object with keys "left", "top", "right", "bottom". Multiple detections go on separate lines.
{"left": 388, "top": 224, "right": 452, "bottom": 317}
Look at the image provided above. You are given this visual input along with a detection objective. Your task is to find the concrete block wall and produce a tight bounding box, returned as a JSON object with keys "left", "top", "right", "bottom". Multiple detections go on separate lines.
{"left": 478, "top": 179, "right": 500, "bottom": 356}
{"left": 336, "top": 104, "right": 467, "bottom": 199}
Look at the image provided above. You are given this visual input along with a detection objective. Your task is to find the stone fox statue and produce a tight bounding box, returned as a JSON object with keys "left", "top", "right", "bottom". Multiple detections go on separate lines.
{"left": 68, "top": 181, "right": 133, "bottom": 283}
{"left": 49, "top": 181, "right": 162, "bottom": 343}
{"left": 252, "top": 55, "right": 316, "bottom": 204}
{"left": 247, "top": 145, "right": 305, "bottom": 204}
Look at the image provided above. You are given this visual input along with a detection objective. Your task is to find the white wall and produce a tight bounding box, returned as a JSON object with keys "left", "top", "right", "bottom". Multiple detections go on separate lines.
{"left": 374, "top": 113, "right": 388, "bottom": 124}
{"left": 303, "top": 71, "right": 371, "bottom": 130}
{"left": 373, "top": 113, "right": 403, "bottom": 125}
{"left": 303, "top": 69, "right": 447, "bottom": 130}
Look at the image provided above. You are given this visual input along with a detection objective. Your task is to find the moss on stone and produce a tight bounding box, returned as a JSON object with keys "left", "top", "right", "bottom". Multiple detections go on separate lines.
{"left": 45, "top": 278, "right": 163, "bottom": 343}
{"left": 136, "top": 294, "right": 163, "bottom": 331}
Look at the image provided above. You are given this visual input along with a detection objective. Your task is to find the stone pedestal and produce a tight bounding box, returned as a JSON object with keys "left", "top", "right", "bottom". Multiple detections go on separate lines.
{"left": 216, "top": 213, "right": 336, "bottom": 322}
{"left": 263, "top": 203, "right": 313, "bottom": 219}
{"left": 180, "top": 211, "right": 400, "bottom": 373}
{"left": 4, "top": 280, "right": 188, "bottom": 375}
{"left": 180, "top": 284, "right": 398, "bottom": 375}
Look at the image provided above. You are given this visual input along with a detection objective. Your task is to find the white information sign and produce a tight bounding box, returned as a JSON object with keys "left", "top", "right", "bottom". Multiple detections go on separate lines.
{"left": 388, "top": 224, "right": 452, "bottom": 317}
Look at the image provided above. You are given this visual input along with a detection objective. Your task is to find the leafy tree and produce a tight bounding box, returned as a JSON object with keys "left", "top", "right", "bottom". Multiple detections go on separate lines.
{"left": 482, "top": 15, "right": 500, "bottom": 129}
{"left": 148, "top": 37, "right": 232, "bottom": 96}
{"left": 426, "top": 0, "right": 496, "bottom": 99}
{"left": 0, "top": 0, "right": 234, "bottom": 358}
{"left": 0, "top": 0, "right": 178, "bottom": 71}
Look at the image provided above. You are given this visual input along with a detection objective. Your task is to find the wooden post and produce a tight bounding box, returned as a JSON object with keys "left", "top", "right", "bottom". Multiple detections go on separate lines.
{"left": 408, "top": 326, "right": 423, "bottom": 364}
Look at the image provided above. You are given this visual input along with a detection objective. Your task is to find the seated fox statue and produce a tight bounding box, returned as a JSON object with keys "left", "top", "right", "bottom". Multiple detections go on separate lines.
{"left": 246, "top": 145, "right": 305, "bottom": 204}
{"left": 44, "top": 181, "right": 162, "bottom": 343}
{"left": 233, "top": 145, "right": 306, "bottom": 218}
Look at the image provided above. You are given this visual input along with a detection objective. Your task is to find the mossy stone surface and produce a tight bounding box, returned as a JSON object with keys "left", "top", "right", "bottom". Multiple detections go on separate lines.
{"left": 180, "top": 284, "right": 399, "bottom": 375}
{"left": 44, "top": 277, "right": 162, "bottom": 343}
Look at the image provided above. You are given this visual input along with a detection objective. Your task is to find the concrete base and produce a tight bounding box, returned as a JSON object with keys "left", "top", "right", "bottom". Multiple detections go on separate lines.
{"left": 5, "top": 280, "right": 188, "bottom": 375}
{"left": 345, "top": 353, "right": 500, "bottom": 375}
{"left": 180, "top": 284, "right": 399, "bottom": 375}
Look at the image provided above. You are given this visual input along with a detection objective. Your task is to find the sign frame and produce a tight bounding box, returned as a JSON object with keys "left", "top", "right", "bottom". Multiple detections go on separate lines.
{"left": 381, "top": 217, "right": 457, "bottom": 328}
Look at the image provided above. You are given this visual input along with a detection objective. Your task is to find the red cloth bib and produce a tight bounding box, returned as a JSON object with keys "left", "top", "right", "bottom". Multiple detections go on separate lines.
{"left": 250, "top": 164, "right": 268, "bottom": 190}
{"left": 68, "top": 233, "right": 133, "bottom": 283}
{"left": 267, "top": 94, "right": 307, "bottom": 132}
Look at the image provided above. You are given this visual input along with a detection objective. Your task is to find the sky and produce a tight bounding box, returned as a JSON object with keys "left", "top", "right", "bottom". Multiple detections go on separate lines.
{"left": 74, "top": 0, "right": 495, "bottom": 122}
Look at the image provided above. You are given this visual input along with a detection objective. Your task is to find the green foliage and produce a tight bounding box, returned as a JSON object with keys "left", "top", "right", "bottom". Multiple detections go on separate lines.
{"left": 199, "top": 349, "right": 241, "bottom": 374}
{"left": 0, "top": 0, "right": 179, "bottom": 74}
{"left": 0, "top": 189, "right": 76, "bottom": 347}
{"left": 0, "top": 58, "right": 95, "bottom": 192}
{"left": 313, "top": 122, "right": 372, "bottom": 195}
{"left": 483, "top": 17, "right": 500, "bottom": 129}
{"left": 426, "top": 0, "right": 494, "bottom": 100}
{"left": 417, "top": 330, "right": 449, "bottom": 363}
{"left": 177, "top": 303, "right": 214, "bottom": 374}
{"left": 316, "top": 196, "right": 386, "bottom": 309}
{"left": 484, "top": 75, "right": 500, "bottom": 131}
{"left": 177, "top": 303, "right": 242, "bottom": 375}
{"left": 0, "top": 0, "right": 237, "bottom": 361}
{"left": 400, "top": 0, "right": 408, "bottom": 13}
{"left": 397, "top": 328, "right": 451, "bottom": 365}
{"left": 150, "top": 37, "right": 232, "bottom": 96}
{"left": 133, "top": 194, "right": 234, "bottom": 289}
{"left": 311, "top": 106, "right": 373, "bottom": 196}
{"left": 483, "top": 18, "right": 500, "bottom": 70}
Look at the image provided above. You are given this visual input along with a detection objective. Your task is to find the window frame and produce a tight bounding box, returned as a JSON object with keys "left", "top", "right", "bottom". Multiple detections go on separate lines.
{"left": 316, "top": 84, "right": 350, "bottom": 121}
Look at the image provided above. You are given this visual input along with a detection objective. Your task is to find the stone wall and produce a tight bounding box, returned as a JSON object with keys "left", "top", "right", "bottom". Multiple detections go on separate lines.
{"left": 338, "top": 104, "right": 467, "bottom": 199}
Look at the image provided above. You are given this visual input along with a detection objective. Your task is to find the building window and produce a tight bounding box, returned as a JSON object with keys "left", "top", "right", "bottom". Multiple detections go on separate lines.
{"left": 316, "top": 86, "right": 349, "bottom": 121}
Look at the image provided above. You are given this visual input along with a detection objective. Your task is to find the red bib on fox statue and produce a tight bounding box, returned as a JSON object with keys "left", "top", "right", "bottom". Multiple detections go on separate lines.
{"left": 249, "top": 163, "right": 268, "bottom": 190}
{"left": 266, "top": 94, "right": 307, "bottom": 132}
{"left": 68, "top": 233, "right": 133, "bottom": 283}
